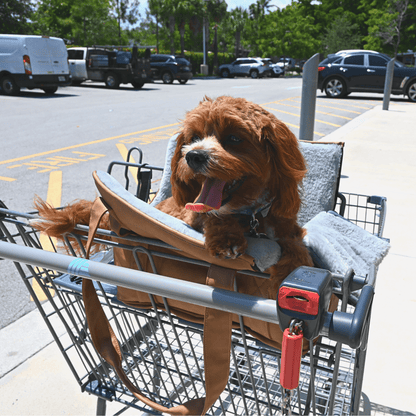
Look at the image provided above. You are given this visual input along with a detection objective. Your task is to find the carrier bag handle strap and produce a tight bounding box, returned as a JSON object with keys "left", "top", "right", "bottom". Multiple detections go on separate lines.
{"left": 82, "top": 197, "right": 236, "bottom": 415}
{"left": 84, "top": 197, "right": 108, "bottom": 259}
{"left": 203, "top": 264, "right": 236, "bottom": 414}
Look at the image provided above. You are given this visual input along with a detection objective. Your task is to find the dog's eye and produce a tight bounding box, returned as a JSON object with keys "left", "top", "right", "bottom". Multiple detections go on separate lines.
{"left": 191, "top": 135, "right": 201, "bottom": 142}
{"left": 225, "top": 135, "right": 242, "bottom": 145}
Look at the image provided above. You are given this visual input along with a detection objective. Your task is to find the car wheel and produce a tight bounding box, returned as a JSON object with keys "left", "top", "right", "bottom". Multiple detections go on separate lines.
{"left": 221, "top": 68, "right": 230, "bottom": 78}
{"left": 324, "top": 77, "right": 347, "bottom": 98}
{"left": 42, "top": 87, "right": 58, "bottom": 94}
{"left": 1, "top": 76, "right": 20, "bottom": 96}
{"left": 105, "top": 72, "right": 120, "bottom": 89}
{"left": 406, "top": 80, "right": 416, "bottom": 102}
{"left": 250, "top": 69, "right": 259, "bottom": 79}
{"left": 162, "top": 72, "right": 173, "bottom": 84}
{"left": 131, "top": 81, "right": 144, "bottom": 89}
{"left": 179, "top": 79, "right": 188, "bottom": 84}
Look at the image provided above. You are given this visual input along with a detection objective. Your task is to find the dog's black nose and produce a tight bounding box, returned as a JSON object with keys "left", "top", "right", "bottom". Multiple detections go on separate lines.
{"left": 186, "top": 150, "right": 209, "bottom": 171}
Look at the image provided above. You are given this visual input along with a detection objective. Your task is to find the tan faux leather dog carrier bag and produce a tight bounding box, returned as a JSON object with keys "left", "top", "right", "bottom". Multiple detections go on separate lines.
{"left": 81, "top": 169, "right": 338, "bottom": 415}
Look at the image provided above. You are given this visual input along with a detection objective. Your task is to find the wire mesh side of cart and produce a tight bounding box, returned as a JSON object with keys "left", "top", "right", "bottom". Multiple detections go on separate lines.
{"left": 0, "top": 187, "right": 386, "bottom": 416}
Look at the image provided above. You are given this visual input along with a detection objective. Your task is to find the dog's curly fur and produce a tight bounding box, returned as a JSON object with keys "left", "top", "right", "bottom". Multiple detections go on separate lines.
{"left": 33, "top": 96, "right": 313, "bottom": 288}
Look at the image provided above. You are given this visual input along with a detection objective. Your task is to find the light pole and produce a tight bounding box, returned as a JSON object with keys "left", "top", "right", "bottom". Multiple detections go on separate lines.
{"left": 203, "top": 17, "right": 206, "bottom": 65}
{"left": 201, "top": 0, "right": 209, "bottom": 75}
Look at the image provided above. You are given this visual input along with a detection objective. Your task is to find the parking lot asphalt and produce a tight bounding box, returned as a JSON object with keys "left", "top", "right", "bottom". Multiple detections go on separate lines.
{"left": 0, "top": 94, "right": 415, "bottom": 415}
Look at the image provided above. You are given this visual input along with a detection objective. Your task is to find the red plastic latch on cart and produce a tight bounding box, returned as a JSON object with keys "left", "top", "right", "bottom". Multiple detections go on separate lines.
{"left": 280, "top": 326, "right": 303, "bottom": 390}
{"left": 278, "top": 287, "right": 320, "bottom": 316}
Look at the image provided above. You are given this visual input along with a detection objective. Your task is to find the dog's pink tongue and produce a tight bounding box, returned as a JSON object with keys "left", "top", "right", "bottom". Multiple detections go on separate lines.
{"left": 185, "top": 178, "right": 226, "bottom": 213}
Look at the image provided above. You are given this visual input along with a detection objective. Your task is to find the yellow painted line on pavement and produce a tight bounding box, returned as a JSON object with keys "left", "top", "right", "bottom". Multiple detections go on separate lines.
{"left": 316, "top": 103, "right": 362, "bottom": 114}
{"left": 261, "top": 96, "right": 300, "bottom": 106}
{"left": 0, "top": 123, "right": 180, "bottom": 167}
{"left": 320, "top": 101, "right": 373, "bottom": 110}
{"left": 321, "top": 102, "right": 373, "bottom": 110}
{"left": 0, "top": 176, "right": 16, "bottom": 182}
{"left": 316, "top": 110, "right": 351, "bottom": 120}
{"left": 315, "top": 119, "right": 341, "bottom": 127}
{"left": 288, "top": 98, "right": 363, "bottom": 114}
{"left": 262, "top": 105, "right": 300, "bottom": 118}
{"left": 262, "top": 106, "right": 324, "bottom": 137}
{"left": 262, "top": 105, "right": 340, "bottom": 127}
{"left": 270, "top": 101, "right": 352, "bottom": 120}
{"left": 32, "top": 170, "right": 62, "bottom": 302}
{"left": 116, "top": 143, "right": 139, "bottom": 184}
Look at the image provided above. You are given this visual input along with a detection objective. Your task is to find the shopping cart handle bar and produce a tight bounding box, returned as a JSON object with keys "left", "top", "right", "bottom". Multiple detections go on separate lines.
{"left": 325, "top": 284, "right": 374, "bottom": 349}
{"left": 0, "top": 241, "right": 278, "bottom": 324}
{"left": 0, "top": 240, "right": 374, "bottom": 348}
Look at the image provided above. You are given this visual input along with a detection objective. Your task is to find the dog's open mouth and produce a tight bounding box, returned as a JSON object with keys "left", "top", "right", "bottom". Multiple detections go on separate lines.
{"left": 185, "top": 178, "right": 244, "bottom": 213}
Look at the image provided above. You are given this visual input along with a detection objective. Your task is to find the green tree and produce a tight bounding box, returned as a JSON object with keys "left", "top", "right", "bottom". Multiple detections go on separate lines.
{"left": 148, "top": 0, "right": 177, "bottom": 54}
{"left": 0, "top": 0, "right": 34, "bottom": 34}
{"left": 247, "top": 0, "right": 271, "bottom": 56}
{"left": 321, "top": 14, "right": 362, "bottom": 54}
{"left": 228, "top": 7, "right": 248, "bottom": 58}
{"left": 364, "top": 0, "right": 412, "bottom": 56}
{"left": 71, "top": 0, "right": 121, "bottom": 45}
{"left": 176, "top": 0, "right": 201, "bottom": 55}
{"left": 128, "top": 9, "right": 157, "bottom": 47}
{"left": 112, "top": 0, "right": 141, "bottom": 42}
{"left": 33, "top": 0, "right": 122, "bottom": 45}
{"left": 147, "top": 0, "right": 164, "bottom": 52}
{"left": 279, "top": 3, "right": 321, "bottom": 59}
{"left": 207, "top": 0, "right": 227, "bottom": 71}
{"left": 249, "top": 2, "right": 320, "bottom": 60}
{"left": 33, "top": 0, "right": 73, "bottom": 40}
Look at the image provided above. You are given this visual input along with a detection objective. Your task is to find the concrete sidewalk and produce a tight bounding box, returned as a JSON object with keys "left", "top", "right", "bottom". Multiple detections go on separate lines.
{"left": 1, "top": 101, "right": 415, "bottom": 415}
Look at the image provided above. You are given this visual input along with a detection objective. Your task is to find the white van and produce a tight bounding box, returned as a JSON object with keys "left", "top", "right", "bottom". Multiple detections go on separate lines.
{"left": 0, "top": 35, "right": 72, "bottom": 95}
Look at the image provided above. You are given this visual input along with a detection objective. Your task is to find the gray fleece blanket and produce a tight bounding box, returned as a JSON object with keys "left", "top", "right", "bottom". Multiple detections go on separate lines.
{"left": 303, "top": 211, "right": 390, "bottom": 277}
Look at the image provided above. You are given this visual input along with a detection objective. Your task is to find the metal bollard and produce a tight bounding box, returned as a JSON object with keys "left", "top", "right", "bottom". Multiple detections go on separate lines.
{"left": 299, "top": 53, "right": 320, "bottom": 141}
{"left": 383, "top": 58, "right": 395, "bottom": 111}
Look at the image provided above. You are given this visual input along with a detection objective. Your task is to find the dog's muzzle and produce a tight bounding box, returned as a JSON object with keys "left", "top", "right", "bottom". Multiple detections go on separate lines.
{"left": 185, "top": 150, "right": 209, "bottom": 172}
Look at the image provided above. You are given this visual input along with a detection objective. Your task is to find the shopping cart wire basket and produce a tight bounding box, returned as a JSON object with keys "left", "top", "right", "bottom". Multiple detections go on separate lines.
{"left": 0, "top": 143, "right": 388, "bottom": 415}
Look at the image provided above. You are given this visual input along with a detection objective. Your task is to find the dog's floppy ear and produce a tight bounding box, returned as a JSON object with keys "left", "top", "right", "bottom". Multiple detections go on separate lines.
{"left": 262, "top": 120, "right": 306, "bottom": 219}
{"left": 170, "top": 132, "right": 200, "bottom": 207}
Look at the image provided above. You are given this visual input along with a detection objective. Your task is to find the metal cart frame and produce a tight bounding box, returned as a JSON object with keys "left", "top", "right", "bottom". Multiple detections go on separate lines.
{"left": 0, "top": 155, "right": 387, "bottom": 415}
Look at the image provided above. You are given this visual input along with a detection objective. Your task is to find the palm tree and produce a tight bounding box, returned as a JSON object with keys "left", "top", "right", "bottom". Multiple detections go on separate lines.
{"left": 176, "top": 0, "right": 199, "bottom": 55}
{"left": 249, "top": 0, "right": 272, "bottom": 20}
{"left": 229, "top": 7, "right": 247, "bottom": 58}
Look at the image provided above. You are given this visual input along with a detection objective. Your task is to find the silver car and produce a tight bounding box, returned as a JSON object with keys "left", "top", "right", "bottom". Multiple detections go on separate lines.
{"left": 219, "top": 58, "right": 271, "bottom": 79}
{"left": 261, "top": 58, "right": 284, "bottom": 77}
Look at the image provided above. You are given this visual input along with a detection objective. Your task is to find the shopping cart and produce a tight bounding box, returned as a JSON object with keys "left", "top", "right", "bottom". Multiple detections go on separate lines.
{"left": 0, "top": 148, "right": 387, "bottom": 415}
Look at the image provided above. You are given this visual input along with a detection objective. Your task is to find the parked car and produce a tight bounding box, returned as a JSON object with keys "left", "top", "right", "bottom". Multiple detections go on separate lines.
{"left": 150, "top": 54, "right": 192, "bottom": 84}
{"left": 335, "top": 49, "right": 378, "bottom": 56}
{"left": 260, "top": 58, "right": 284, "bottom": 77}
{"left": 0, "top": 34, "right": 71, "bottom": 95}
{"left": 67, "top": 46, "right": 152, "bottom": 89}
{"left": 318, "top": 50, "right": 416, "bottom": 102}
{"left": 276, "top": 57, "right": 296, "bottom": 71}
{"left": 219, "top": 58, "right": 271, "bottom": 79}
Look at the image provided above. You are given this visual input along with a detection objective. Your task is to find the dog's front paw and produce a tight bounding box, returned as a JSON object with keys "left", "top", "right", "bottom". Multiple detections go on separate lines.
{"left": 206, "top": 236, "right": 248, "bottom": 260}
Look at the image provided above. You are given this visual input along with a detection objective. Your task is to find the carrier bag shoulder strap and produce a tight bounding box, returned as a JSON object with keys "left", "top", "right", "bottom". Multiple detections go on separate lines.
{"left": 82, "top": 197, "right": 235, "bottom": 415}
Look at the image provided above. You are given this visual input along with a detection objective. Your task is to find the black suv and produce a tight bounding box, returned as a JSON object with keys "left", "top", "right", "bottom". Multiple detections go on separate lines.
{"left": 318, "top": 50, "right": 416, "bottom": 102}
{"left": 150, "top": 54, "right": 192, "bottom": 84}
